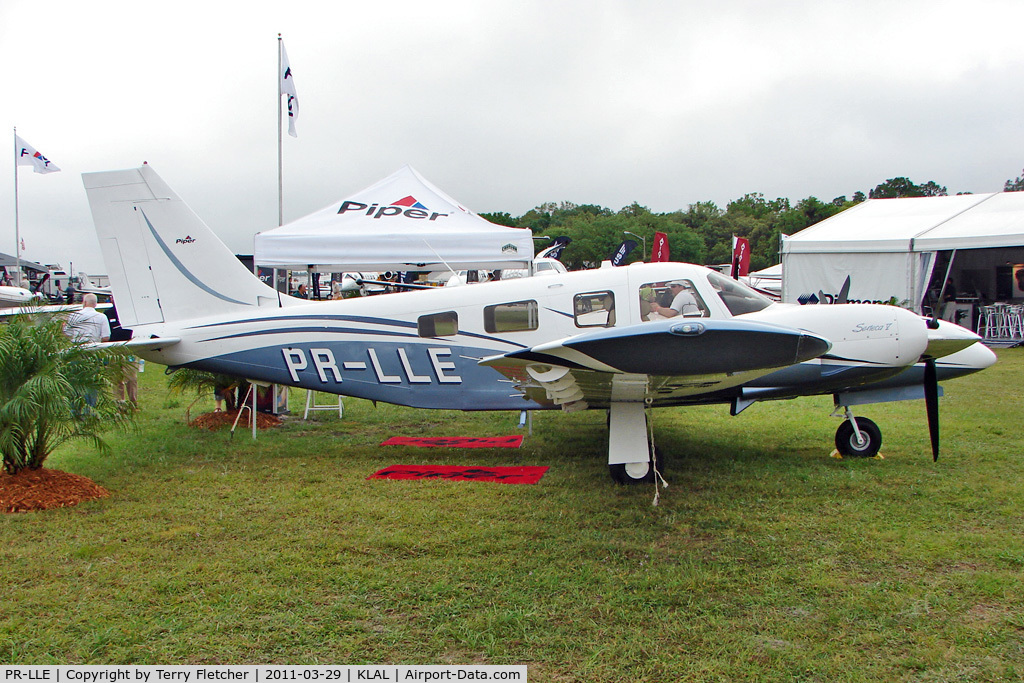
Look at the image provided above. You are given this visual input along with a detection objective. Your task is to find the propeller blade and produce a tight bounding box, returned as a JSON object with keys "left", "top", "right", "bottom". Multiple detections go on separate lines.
{"left": 924, "top": 358, "right": 940, "bottom": 461}
{"left": 836, "top": 276, "right": 851, "bottom": 304}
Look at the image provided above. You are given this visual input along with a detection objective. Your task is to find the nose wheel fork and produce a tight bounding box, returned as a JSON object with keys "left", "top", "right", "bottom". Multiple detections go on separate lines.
{"left": 833, "top": 406, "right": 882, "bottom": 458}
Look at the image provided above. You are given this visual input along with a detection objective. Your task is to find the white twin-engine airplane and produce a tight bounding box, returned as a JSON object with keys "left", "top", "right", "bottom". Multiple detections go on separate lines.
{"left": 83, "top": 166, "right": 996, "bottom": 483}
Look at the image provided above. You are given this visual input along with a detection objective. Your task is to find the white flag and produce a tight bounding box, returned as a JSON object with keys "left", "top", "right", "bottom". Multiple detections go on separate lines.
{"left": 15, "top": 135, "right": 61, "bottom": 174}
{"left": 280, "top": 41, "right": 299, "bottom": 138}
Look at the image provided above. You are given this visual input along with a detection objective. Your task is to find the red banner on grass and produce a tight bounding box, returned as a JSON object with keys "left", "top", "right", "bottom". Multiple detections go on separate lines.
{"left": 368, "top": 465, "right": 549, "bottom": 484}
{"left": 380, "top": 436, "right": 524, "bottom": 449}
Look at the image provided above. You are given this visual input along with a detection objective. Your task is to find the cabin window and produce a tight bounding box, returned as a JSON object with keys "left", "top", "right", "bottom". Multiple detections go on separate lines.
{"left": 706, "top": 271, "right": 773, "bottom": 315}
{"left": 638, "top": 280, "right": 709, "bottom": 321}
{"left": 574, "top": 291, "right": 616, "bottom": 327}
{"left": 418, "top": 311, "right": 458, "bottom": 337}
{"left": 484, "top": 300, "right": 539, "bottom": 333}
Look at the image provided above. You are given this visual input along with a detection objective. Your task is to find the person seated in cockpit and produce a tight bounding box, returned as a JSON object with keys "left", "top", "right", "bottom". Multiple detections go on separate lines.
{"left": 649, "top": 280, "right": 700, "bottom": 318}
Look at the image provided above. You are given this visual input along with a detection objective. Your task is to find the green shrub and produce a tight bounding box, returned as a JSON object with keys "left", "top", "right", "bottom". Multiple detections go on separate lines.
{"left": 0, "top": 313, "right": 134, "bottom": 474}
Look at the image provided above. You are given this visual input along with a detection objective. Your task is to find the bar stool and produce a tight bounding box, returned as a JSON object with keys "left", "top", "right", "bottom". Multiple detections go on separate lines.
{"left": 977, "top": 305, "right": 998, "bottom": 339}
{"left": 1008, "top": 304, "right": 1024, "bottom": 340}
{"left": 996, "top": 304, "right": 1012, "bottom": 339}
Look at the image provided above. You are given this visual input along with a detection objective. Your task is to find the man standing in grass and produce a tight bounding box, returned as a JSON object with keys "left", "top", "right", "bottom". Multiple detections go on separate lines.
{"left": 64, "top": 293, "right": 111, "bottom": 343}
{"left": 63, "top": 293, "right": 112, "bottom": 412}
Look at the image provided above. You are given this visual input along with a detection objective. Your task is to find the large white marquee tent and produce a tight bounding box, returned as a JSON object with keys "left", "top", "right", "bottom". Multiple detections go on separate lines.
{"left": 781, "top": 192, "right": 1024, "bottom": 317}
{"left": 254, "top": 165, "right": 534, "bottom": 272}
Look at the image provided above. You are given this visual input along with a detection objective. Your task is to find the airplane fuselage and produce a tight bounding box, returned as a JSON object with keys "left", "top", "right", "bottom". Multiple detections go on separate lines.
{"left": 126, "top": 262, "right": 990, "bottom": 412}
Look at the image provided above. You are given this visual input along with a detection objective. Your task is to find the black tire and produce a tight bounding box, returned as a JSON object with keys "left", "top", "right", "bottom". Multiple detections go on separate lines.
{"left": 835, "top": 418, "right": 882, "bottom": 458}
{"left": 609, "top": 448, "right": 665, "bottom": 485}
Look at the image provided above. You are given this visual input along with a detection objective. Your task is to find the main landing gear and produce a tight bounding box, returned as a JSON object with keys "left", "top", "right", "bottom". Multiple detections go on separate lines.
{"left": 607, "top": 401, "right": 663, "bottom": 484}
{"left": 833, "top": 407, "right": 882, "bottom": 458}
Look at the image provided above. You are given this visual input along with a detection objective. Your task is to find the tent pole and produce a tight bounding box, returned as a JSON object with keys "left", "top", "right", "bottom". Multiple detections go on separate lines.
{"left": 935, "top": 249, "right": 958, "bottom": 313}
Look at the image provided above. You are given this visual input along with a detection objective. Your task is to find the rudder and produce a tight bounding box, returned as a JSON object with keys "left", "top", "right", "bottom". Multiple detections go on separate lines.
{"left": 83, "top": 165, "right": 288, "bottom": 327}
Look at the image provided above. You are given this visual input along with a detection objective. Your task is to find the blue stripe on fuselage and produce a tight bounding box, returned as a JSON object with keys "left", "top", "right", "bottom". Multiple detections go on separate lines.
{"left": 184, "top": 313, "right": 529, "bottom": 350}
{"left": 185, "top": 339, "right": 543, "bottom": 411}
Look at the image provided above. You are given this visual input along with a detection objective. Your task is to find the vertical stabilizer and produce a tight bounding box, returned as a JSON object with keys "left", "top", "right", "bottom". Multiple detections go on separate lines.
{"left": 83, "top": 165, "right": 289, "bottom": 327}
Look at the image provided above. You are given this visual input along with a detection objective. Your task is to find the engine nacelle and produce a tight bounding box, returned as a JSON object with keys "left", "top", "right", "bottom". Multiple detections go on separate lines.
{"left": 744, "top": 304, "right": 929, "bottom": 368}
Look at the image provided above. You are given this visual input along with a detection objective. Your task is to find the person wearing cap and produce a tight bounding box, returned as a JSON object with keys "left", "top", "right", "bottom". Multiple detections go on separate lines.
{"left": 650, "top": 280, "right": 700, "bottom": 318}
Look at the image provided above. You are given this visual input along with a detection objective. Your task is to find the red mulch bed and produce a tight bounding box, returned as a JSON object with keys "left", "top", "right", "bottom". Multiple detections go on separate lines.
{"left": 1, "top": 411, "right": 283, "bottom": 514}
{"left": 189, "top": 409, "right": 282, "bottom": 431}
{"left": 1, "top": 468, "right": 110, "bottom": 513}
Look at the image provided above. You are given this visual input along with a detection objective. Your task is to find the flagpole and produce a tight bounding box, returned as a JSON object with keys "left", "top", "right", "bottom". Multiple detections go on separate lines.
{"left": 277, "top": 34, "right": 284, "bottom": 228}
{"left": 13, "top": 127, "right": 22, "bottom": 287}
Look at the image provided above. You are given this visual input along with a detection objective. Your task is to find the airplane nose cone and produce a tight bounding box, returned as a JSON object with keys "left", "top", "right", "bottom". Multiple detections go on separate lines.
{"left": 925, "top": 318, "right": 984, "bottom": 359}
{"left": 796, "top": 332, "right": 832, "bottom": 363}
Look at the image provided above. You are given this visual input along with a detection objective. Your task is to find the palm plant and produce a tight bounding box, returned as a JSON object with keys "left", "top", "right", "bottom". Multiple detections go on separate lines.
{"left": 166, "top": 367, "right": 243, "bottom": 420}
{"left": 0, "top": 313, "right": 134, "bottom": 475}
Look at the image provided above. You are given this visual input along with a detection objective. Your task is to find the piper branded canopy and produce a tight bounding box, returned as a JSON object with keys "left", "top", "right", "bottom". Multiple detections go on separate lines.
{"left": 254, "top": 165, "right": 534, "bottom": 271}
{"left": 781, "top": 192, "right": 1024, "bottom": 308}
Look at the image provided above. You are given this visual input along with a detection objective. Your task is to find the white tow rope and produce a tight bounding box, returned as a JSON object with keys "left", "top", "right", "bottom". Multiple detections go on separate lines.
{"left": 647, "top": 403, "right": 668, "bottom": 506}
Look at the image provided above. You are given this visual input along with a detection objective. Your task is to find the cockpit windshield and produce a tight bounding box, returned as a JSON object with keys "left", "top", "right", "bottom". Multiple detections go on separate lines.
{"left": 706, "top": 271, "right": 774, "bottom": 315}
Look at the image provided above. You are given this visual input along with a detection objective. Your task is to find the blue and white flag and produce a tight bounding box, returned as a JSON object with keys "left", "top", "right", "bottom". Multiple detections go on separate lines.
{"left": 280, "top": 41, "right": 299, "bottom": 137}
{"left": 15, "top": 135, "right": 60, "bottom": 174}
{"left": 609, "top": 239, "right": 637, "bottom": 266}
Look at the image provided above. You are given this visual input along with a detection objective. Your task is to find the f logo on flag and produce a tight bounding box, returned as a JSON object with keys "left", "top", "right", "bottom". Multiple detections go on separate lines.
{"left": 15, "top": 134, "right": 61, "bottom": 174}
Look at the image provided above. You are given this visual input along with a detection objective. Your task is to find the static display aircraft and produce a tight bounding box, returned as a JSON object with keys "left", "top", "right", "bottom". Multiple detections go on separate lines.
{"left": 0, "top": 285, "right": 42, "bottom": 309}
{"left": 82, "top": 166, "right": 996, "bottom": 483}
{"left": 75, "top": 272, "right": 113, "bottom": 298}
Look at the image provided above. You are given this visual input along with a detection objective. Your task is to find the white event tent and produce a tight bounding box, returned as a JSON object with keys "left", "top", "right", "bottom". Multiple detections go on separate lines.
{"left": 254, "top": 165, "right": 534, "bottom": 272}
{"left": 781, "top": 192, "right": 1024, "bottom": 314}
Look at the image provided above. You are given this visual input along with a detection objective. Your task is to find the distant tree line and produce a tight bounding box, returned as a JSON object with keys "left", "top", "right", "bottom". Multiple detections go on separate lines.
{"left": 481, "top": 170, "right": 1024, "bottom": 272}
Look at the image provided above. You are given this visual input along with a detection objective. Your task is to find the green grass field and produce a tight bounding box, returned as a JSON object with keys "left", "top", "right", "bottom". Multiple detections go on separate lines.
{"left": 2, "top": 348, "right": 1022, "bottom": 681}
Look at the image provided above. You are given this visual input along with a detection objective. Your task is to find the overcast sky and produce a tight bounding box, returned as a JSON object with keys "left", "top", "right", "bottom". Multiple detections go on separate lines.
{"left": 4, "top": 0, "right": 1024, "bottom": 274}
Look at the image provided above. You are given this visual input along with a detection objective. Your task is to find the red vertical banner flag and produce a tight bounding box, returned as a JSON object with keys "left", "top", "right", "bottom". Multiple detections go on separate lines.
{"left": 731, "top": 236, "right": 750, "bottom": 278}
{"left": 651, "top": 231, "right": 670, "bottom": 262}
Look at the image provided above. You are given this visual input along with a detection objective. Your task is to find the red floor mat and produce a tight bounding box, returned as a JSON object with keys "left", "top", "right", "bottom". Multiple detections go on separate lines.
{"left": 368, "top": 465, "right": 548, "bottom": 484}
{"left": 380, "top": 435, "right": 524, "bottom": 448}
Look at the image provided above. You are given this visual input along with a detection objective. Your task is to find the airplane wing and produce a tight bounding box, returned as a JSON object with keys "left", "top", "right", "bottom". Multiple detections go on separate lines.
{"left": 0, "top": 302, "right": 113, "bottom": 318}
{"left": 480, "top": 318, "right": 831, "bottom": 409}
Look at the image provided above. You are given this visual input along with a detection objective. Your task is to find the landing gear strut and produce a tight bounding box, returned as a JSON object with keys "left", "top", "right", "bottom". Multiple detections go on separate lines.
{"left": 607, "top": 401, "right": 663, "bottom": 484}
{"left": 834, "top": 407, "right": 882, "bottom": 458}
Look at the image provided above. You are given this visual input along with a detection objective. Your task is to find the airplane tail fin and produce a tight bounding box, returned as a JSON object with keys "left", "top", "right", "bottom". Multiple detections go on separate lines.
{"left": 77, "top": 272, "right": 96, "bottom": 288}
{"left": 83, "top": 165, "right": 291, "bottom": 327}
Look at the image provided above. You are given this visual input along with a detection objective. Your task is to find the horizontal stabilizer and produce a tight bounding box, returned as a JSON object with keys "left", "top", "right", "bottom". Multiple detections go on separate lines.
{"left": 86, "top": 336, "right": 182, "bottom": 352}
{"left": 481, "top": 318, "right": 831, "bottom": 376}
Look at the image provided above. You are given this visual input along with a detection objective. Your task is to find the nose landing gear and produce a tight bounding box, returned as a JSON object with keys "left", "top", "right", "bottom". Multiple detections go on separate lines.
{"left": 833, "top": 406, "right": 882, "bottom": 458}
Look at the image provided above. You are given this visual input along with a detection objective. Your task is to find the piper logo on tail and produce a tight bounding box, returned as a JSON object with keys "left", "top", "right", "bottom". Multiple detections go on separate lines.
{"left": 338, "top": 196, "right": 450, "bottom": 221}
{"left": 175, "top": 236, "right": 196, "bottom": 245}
